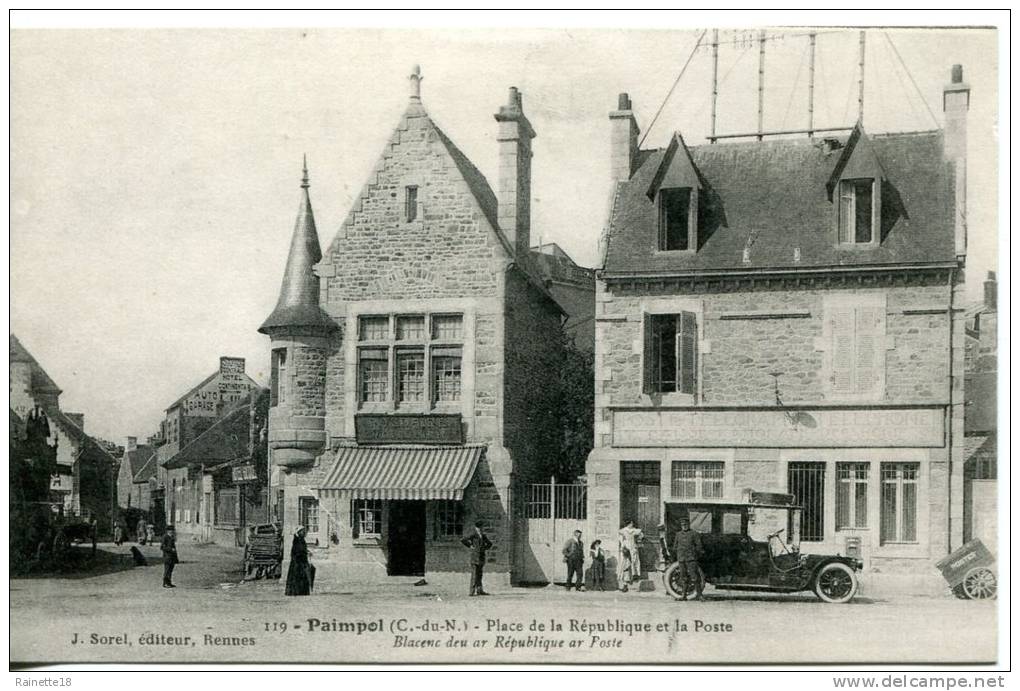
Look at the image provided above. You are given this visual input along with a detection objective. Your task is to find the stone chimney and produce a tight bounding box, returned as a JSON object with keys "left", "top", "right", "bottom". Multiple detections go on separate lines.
{"left": 609, "top": 93, "right": 639, "bottom": 181}
{"left": 126, "top": 436, "right": 138, "bottom": 452}
{"left": 494, "top": 87, "right": 536, "bottom": 257}
{"left": 943, "top": 64, "right": 970, "bottom": 258}
{"left": 984, "top": 271, "right": 996, "bottom": 311}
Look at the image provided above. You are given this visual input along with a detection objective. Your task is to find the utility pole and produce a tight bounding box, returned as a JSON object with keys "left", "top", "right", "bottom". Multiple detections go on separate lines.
{"left": 807, "top": 32, "right": 816, "bottom": 137}
{"left": 858, "top": 30, "right": 866, "bottom": 123}
{"left": 757, "top": 29, "right": 766, "bottom": 140}
{"left": 710, "top": 28, "right": 719, "bottom": 142}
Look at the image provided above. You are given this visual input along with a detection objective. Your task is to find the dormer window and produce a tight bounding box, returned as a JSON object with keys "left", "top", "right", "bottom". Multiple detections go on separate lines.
{"left": 838, "top": 178, "right": 876, "bottom": 244}
{"left": 658, "top": 188, "right": 696, "bottom": 251}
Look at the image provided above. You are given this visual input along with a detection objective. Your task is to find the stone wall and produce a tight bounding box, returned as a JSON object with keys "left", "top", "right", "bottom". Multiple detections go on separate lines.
{"left": 595, "top": 280, "right": 952, "bottom": 419}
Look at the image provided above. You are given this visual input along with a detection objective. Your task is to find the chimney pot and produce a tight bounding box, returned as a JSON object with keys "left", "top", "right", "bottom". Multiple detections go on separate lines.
{"left": 984, "top": 271, "right": 997, "bottom": 310}
{"left": 952, "top": 64, "right": 963, "bottom": 84}
{"left": 618, "top": 92, "right": 632, "bottom": 110}
{"left": 126, "top": 436, "right": 138, "bottom": 451}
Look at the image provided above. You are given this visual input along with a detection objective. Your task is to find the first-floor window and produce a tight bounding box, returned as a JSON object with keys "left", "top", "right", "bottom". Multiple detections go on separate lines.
{"left": 396, "top": 350, "right": 425, "bottom": 404}
{"left": 299, "top": 496, "right": 319, "bottom": 534}
{"left": 836, "top": 463, "right": 869, "bottom": 529}
{"left": 352, "top": 499, "right": 383, "bottom": 537}
{"left": 645, "top": 312, "right": 697, "bottom": 394}
{"left": 671, "top": 461, "right": 724, "bottom": 499}
{"left": 358, "top": 348, "right": 389, "bottom": 402}
{"left": 432, "top": 347, "right": 462, "bottom": 402}
{"left": 433, "top": 500, "right": 464, "bottom": 539}
{"left": 880, "top": 463, "right": 918, "bottom": 544}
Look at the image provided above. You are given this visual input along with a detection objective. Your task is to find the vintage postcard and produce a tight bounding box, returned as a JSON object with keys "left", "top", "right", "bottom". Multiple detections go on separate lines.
{"left": 9, "top": 17, "right": 1003, "bottom": 668}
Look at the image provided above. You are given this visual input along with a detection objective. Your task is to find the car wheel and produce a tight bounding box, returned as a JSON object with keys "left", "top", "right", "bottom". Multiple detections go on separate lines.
{"left": 962, "top": 567, "right": 996, "bottom": 600}
{"left": 813, "top": 562, "right": 858, "bottom": 603}
{"left": 663, "top": 563, "right": 686, "bottom": 600}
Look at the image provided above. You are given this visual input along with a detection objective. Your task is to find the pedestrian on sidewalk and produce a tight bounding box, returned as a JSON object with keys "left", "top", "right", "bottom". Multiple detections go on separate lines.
{"left": 562, "top": 529, "right": 585, "bottom": 591}
{"left": 285, "top": 526, "right": 315, "bottom": 596}
{"left": 161, "top": 526, "right": 178, "bottom": 588}
{"left": 589, "top": 539, "right": 606, "bottom": 591}
{"left": 461, "top": 521, "right": 492, "bottom": 596}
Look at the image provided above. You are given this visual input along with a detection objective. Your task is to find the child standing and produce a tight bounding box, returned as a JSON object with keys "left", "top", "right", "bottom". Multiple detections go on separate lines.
{"left": 590, "top": 539, "right": 606, "bottom": 591}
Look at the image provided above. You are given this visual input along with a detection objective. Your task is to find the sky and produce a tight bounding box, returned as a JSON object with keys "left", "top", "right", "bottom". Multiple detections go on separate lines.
{"left": 9, "top": 22, "right": 1000, "bottom": 444}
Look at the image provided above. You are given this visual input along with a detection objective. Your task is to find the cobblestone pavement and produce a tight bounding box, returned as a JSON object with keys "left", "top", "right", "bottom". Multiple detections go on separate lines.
{"left": 11, "top": 542, "right": 998, "bottom": 666}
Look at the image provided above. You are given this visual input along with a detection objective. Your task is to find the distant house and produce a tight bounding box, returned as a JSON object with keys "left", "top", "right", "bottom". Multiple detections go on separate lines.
{"left": 151, "top": 356, "right": 260, "bottom": 534}
{"left": 10, "top": 334, "right": 118, "bottom": 533}
{"left": 530, "top": 242, "right": 596, "bottom": 352}
{"left": 117, "top": 437, "right": 155, "bottom": 510}
{"left": 963, "top": 271, "right": 997, "bottom": 549}
{"left": 161, "top": 389, "right": 269, "bottom": 545}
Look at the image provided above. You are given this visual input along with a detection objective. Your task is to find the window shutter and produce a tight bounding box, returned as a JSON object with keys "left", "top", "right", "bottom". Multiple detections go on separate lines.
{"left": 854, "top": 304, "right": 882, "bottom": 395}
{"left": 678, "top": 311, "right": 698, "bottom": 394}
{"left": 830, "top": 307, "right": 855, "bottom": 394}
{"left": 642, "top": 314, "right": 654, "bottom": 394}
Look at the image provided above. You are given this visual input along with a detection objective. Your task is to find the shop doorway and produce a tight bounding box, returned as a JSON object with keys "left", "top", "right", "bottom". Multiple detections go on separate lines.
{"left": 620, "top": 461, "right": 661, "bottom": 575}
{"left": 387, "top": 501, "right": 426, "bottom": 576}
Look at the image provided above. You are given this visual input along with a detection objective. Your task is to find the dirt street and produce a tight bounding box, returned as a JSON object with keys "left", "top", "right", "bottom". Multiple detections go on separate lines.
{"left": 10, "top": 542, "right": 998, "bottom": 666}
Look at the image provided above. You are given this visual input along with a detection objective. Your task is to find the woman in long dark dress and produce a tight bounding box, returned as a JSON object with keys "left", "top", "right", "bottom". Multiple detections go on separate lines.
{"left": 285, "top": 526, "right": 314, "bottom": 596}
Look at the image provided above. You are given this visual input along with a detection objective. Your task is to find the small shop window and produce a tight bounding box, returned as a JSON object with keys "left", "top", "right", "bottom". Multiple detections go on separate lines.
{"left": 433, "top": 500, "right": 464, "bottom": 539}
{"left": 351, "top": 498, "right": 383, "bottom": 537}
{"left": 671, "top": 461, "right": 724, "bottom": 499}
{"left": 836, "top": 463, "right": 869, "bottom": 529}
{"left": 880, "top": 463, "right": 918, "bottom": 544}
{"left": 299, "top": 496, "right": 319, "bottom": 534}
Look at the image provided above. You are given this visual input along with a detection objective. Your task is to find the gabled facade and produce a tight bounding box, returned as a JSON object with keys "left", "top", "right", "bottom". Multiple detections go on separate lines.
{"left": 589, "top": 66, "right": 972, "bottom": 591}
{"left": 154, "top": 356, "right": 260, "bottom": 536}
{"left": 117, "top": 437, "right": 154, "bottom": 509}
{"left": 261, "top": 68, "right": 585, "bottom": 586}
{"left": 10, "top": 334, "right": 117, "bottom": 533}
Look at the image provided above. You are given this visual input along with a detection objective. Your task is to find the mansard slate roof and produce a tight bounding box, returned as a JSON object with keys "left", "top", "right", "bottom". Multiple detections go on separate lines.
{"left": 603, "top": 129, "right": 956, "bottom": 276}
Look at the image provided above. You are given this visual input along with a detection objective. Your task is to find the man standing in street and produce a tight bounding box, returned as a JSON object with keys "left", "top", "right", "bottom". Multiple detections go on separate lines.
{"left": 672, "top": 518, "right": 704, "bottom": 601}
{"left": 562, "top": 529, "right": 585, "bottom": 592}
{"left": 161, "top": 525, "right": 179, "bottom": 589}
{"left": 461, "top": 520, "right": 492, "bottom": 596}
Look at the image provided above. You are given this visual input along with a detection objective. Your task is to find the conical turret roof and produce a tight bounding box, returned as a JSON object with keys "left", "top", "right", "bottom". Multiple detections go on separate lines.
{"left": 259, "top": 160, "right": 337, "bottom": 334}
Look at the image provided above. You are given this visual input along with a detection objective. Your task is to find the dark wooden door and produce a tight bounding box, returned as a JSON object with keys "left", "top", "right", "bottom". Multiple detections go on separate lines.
{"left": 387, "top": 501, "right": 426, "bottom": 576}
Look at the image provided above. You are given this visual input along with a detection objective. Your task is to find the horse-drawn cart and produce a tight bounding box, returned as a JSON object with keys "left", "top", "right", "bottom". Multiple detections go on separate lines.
{"left": 934, "top": 539, "right": 997, "bottom": 600}
{"left": 243, "top": 522, "right": 283, "bottom": 580}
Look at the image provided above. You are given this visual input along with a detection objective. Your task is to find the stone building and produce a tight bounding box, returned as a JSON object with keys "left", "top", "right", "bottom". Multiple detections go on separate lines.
{"left": 117, "top": 437, "right": 155, "bottom": 509}
{"left": 153, "top": 356, "right": 259, "bottom": 537}
{"left": 260, "top": 68, "right": 589, "bottom": 586}
{"left": 587, "top": 66, "right": 973, "bottom": 590}
{"left": 963, "top": 271, "right": 996, "bottom": 549}
{"left": 10, "top": 334, "right": 117, "bottom": 532}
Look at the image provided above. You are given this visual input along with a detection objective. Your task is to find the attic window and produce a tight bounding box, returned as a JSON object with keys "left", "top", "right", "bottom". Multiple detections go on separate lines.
{"left": 405, "top": 186, "right": 418, "bottom": 222}
{"left": 658, "top": 188, "right": 695, "bottom": 251}
{"left": 838, "top": 179, "right": 875, "bottom": 245}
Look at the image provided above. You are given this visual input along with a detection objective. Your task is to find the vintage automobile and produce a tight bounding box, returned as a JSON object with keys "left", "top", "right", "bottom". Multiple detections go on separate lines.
{"left": 661, "top": 492, "right": 863, "bottom": 603}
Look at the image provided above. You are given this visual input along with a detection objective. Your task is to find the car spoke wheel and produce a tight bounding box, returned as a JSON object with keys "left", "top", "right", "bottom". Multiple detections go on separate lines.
{"left": 663, "top": 563, "right": 687, "bottom": 600}
{"left": 962, "top": 567, "right": 996, "bottom": 600}
{"left": 813, "top": 562, "right": 858, "bottom": 603}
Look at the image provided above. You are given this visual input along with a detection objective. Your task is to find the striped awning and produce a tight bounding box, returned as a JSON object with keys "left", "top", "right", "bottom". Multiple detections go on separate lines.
{"left": 318, "top": 444, "right": 485, "bottom": 500}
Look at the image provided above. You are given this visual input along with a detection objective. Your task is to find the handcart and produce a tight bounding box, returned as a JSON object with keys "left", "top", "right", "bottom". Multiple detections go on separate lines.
{"left": 934, "top": 539, "right": 996, "bottom": 600}
{"left": 243, "top": 522, "right": 283, "bottom": 580}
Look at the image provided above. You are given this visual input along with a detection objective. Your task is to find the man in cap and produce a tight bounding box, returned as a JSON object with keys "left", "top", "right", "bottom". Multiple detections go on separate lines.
{"left": 671, "top": 518, "right": 704, "bottom": 600}
{"left": 461, "top": 520, "right": 493, "bottom": 596}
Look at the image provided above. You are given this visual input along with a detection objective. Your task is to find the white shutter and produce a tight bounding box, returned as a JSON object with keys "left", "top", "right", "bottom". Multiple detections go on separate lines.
{"left": 855, "top": 305, "right": 880, "bottom": 395}
{"left": 830, "top": 307, "right": 855, "bottom": 393}
{"left": 678, "top": 311, "right": 698, "bottom": 394}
